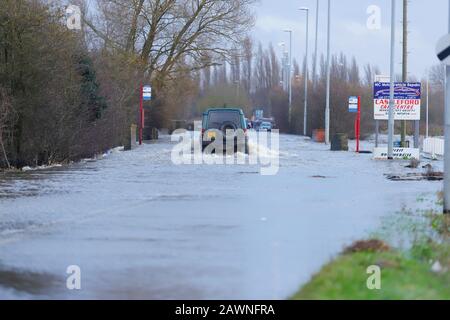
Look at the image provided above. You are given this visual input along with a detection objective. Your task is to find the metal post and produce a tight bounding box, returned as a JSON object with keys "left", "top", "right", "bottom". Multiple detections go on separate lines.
{"left": 289, "top": 30, "right": 293, "bottom": 127}
{"left": 139, "top": 84, "right": 143, "bottom": 145}
{"left": 444, "top": 0, "right": 450, "bottom": 214}
{"left": 279, "top": 42, "right": 287, "bottom": 92}
{"left": 426, "top": 72, "right": 429, "bottom": 138}
{"left": 325, "top": 0, "right": 331, "bottom": 144}
{"left": 401, "top": 0, "right": 408, "bottom": 147}
{"left": 375, "top": 120, "right": 379, "bottom": 147}
{"left": 356, "top": 96, "right": 361, "bottom": 153}
{"left": 414, "top": 120, "right": 420, "bottom": 147}
{"left": 301, "top": 8, "right": 310, "bottom": 136}
{"left": 313, "top": 0, "right": 319, "bottom": 85}
{"left": 388, "top": 0, "right": 396, "bottom": 160}
{"left": 283, "top": 30, "right": 293, "bottom": 126}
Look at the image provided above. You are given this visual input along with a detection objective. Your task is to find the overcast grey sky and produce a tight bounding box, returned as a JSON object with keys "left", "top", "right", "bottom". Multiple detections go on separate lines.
{"left": 253, "top": 0, "right": 448, "bottom": 79}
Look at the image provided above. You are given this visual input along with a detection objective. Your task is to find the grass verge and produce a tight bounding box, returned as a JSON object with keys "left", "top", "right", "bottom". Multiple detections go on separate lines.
{"left": 291, "top": 194, "right": 450, "bottom": 300}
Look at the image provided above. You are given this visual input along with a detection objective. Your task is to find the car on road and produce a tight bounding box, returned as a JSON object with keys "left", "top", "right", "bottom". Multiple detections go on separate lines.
{"left": 258, "top": 121, "right": 273, "bottom": 132}
{"left": 201, "top": 108, "right": 249, "bottom": 154}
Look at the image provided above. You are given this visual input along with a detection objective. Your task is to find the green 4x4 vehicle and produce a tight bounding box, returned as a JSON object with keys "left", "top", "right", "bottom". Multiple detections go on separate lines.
{"left": 201, "top": 108, "right": 249, "bottom": 154}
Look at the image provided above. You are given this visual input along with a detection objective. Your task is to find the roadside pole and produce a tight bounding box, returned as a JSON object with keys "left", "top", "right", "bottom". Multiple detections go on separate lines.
{"left": 401, "top": 0, "right": 407, "bottom": 147}
{"left": 446, "top": 58, "right": 450, "bottom": 213}
{"left": 437, "top": 1, "right": 450, "bottom": 214}
{"left": 289, "top": 30, "right": 293, "bottom": 126}
{"left": 375, "top": 120, "right": 379, "bottom": 147}
{"left": 139, "top": 84, "right": 144, "bottom": 145}
{"left": 388, "top": 0, "right": 396, "bottom": 160}
{"left": 356, "top": 96, "right": 361, "bottom": 153}
{"left": 445, "top": 1, "right": 450, "bottom": 214}
{"left": 300, "top": 7, "right": 310, "bottom": 136}
{"left": 313, "top": 0, "right": 319, "bottom": 86}
{"left": 426, "top": 72, "right": 429, "bottom": 138}
{"left": 348, "top": 96, "right": 360, "bottom": 152}
{"left": 325, "top": 0, "right": 331, "bottom": 144}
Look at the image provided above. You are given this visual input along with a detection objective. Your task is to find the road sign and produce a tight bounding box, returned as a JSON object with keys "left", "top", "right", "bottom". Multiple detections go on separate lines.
{"left": 348, "top": 96, "right": 358, "bottom": 113}
{"left": 143, "top": 85, "right": 152, "bottom": 101}
{"left": 373, "top": 147, "right": 420, "bottom": 160}
{"left": 436, "top": 34, "right": 450, "bottom": 65}
{"left": 375, "top": 75, "right": 390, "bottom": 83}
{"left": 373, "top": 82, "right": 421, "bottom": 120}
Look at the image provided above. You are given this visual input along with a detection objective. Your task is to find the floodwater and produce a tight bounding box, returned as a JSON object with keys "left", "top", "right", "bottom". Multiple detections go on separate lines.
{"left": 0, "top": 134, "right": 443, "bottom": 299}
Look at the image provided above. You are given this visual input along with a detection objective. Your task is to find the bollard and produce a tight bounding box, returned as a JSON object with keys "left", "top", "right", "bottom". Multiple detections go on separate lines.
{"left": 125, "top": 124, "right": 137, "bottom": 151}
{"left": 150, "top": 127, "right": 159, "bottom": 140}
{"left": 331, "top": 133, "right": 349, "bottom": 151}
{"left": 131, "top": 124, "right": 137, "bottom": 149}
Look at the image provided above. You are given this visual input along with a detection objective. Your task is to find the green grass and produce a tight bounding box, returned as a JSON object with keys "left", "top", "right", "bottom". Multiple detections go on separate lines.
{"left": 292, "top": 249, "right": 450, "bottom": 300}
{"left": 292, "top": 194, "right": 450, "bottom": 300}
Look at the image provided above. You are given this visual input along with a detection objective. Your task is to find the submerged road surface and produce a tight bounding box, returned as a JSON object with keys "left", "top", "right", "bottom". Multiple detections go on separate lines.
{"left": 0, "top": 134, "right": 442, "bottom": 299}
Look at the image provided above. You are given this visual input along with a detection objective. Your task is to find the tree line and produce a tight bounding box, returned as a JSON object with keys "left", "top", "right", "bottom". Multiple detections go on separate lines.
{"left": 0, "top": 0, "right": 256, "bottom": 168}
{"left": 195, "top": 40, "right": 446, "bottom": 139}
{"left": 0, "top": 0, "right": 445, "bottom": 169}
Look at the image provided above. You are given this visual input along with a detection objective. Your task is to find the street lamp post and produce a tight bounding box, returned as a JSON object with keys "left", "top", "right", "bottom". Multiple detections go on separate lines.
{"left": 325, "top": 0, "right": 331, "bottom": 144}
{"left": 444, "top": 1, "right": 450, "bottom": 214}
{"left": 387, "top": 0, "right": 396, "bottom": 160}
{"left": 284, "top": 30, "right": 293, "bottom": 126}
{"left": 313, "top": 0, "right": 319, "bottom": 85}
{"left": 278, "top": 42, "right": 287, "bottom": 91}
{"left": 426, "top": 71, "right": 429, "bottom": 138}
{"left": 300, "top": 7, "right": 309, "bottom": 136}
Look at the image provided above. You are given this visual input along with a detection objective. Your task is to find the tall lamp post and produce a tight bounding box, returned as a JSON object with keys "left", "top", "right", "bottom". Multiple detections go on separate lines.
{"left": 313, "top": 0, "right": 319, "bottom": 85}
{"left": 278, "top": 42, "right": 287, "bottom": 91}
{"left": 445, "top": 1, "right": 450, "bottom": 214}
{"left": 426, "top": 70, "right": 429, "bottom": 138}
{"left": 299, "top": 7, "right": 309, "bottom": 136}
{"left": 325, "top": 0, "right": 331, "bottom": 144}
{"left": 387, "top": 0, "right": 397, "bottom": 160}
{"left": 284, "top": 29, "right": 293, "bottom": 127}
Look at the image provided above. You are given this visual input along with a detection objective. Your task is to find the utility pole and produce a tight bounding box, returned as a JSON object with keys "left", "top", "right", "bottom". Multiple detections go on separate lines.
{"left": 325, "top": 0, "right": 331, "bottom": 144}
{"left": 412, "top": 0, "right": 419, "bottom": 149}
{"left": 401, "top": 0, "right": 408, "bottom": 147}
{"left": 426, "top": 71, "right": 429, "bottom": 138}
{"left": 284, "top": 30, "right": 293, "bottom": 127}
{"left": 300, "top": 7, "right": 309, "bottom": 136}
{"left": 444, "top": 1, "right": 450, "bottom": 214}
{"left": 388, "top": 0, "right": 396, "bottom": 160}
{"left": 279, "top": 42, "right": 287, "bottom": 92}
{"left": 313, "top": 0, "right": 319, "bottom": 85}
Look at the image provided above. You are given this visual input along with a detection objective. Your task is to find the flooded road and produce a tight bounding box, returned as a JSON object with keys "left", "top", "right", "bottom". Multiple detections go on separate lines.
{"left": 0, "top": 134, "right": 442, "bottom": 299}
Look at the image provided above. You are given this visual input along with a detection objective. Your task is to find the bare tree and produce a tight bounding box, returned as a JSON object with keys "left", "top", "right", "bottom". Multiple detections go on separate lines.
{"left": 0, "top": 88, "right": 17, "bottom": 169}
{"left": 85, "top": 0, "right": 257, "bottom": 87}
{"left": 268, "top": 43, "right": 280, "bottom": 89}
